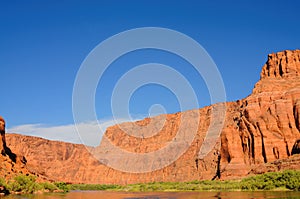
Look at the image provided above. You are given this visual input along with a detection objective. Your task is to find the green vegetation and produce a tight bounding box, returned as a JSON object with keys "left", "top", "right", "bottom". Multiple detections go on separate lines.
{"left": 69, "top": 184, "right": 121, "bottom": 191}
{"left": 0, "top": 174, "right": 66, "bottom": 194}
{"left": 69, "top": 170, "right": 300, "bottom": 192}
{"left": 7, "top": 174, "right": 40, "bottom": 194}
{"left": 111, "top": 180, "right": 241, "bottom": 192}
{"left": 240, "top": 170, "right": 300, "bottom": 191}
{"left": 1, "top": 170, "right": 300, "bottom": 195}
{"left": 54, "top": 182, "right": 70, "bottom": 193}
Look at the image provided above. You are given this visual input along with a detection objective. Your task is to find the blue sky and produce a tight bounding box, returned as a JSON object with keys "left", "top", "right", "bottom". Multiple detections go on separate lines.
{"left": 1, "top": 1, "right": 300, "bottom": 145}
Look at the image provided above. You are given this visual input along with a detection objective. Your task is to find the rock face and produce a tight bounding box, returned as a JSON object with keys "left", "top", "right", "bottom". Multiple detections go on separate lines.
{"left": 5, "top": 49, "right": 300, "bottom": 184}
{"left": 260, "top": 50, "right": 300, "bottom": 79}
{"left": 220, "top": 50, "right": 300, "bottom": 178}
{"left": 0, "top": 116, "right": 32, "bottom": 180}
{"left": 0, "top": 116, "right": 7, "bottom": 154}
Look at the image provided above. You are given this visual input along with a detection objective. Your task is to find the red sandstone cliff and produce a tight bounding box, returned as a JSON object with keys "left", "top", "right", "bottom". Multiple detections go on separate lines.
{"left": 220, "top": 50, "right": 300, "bottom": 178}
{"left": 5, "top": 49, "right": 300, "bottom": 184}
{"left": 0, "top": 117, "right": 33, "bottom": 180}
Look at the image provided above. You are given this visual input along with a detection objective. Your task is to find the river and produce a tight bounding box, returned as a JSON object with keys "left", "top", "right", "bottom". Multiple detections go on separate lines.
{"left": 2, "top": 191, "right": 300, "bottom": 199}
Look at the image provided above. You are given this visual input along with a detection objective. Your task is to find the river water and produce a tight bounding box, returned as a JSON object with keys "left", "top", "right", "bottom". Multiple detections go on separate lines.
{"left": 2, "top": 191, "right": 300, "bottom": 199}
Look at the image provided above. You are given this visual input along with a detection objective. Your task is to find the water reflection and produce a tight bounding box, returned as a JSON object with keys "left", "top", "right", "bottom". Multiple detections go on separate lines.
{"left": 2, "top": 191, "right": 300, "bottom": 199}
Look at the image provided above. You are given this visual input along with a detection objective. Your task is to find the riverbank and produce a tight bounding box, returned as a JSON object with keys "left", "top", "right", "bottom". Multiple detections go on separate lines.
{"left": 68, "top": 170, "right": 300, "bottom": 192}
{"left": 0, "top": 175, "right": 64, "bottom": 195}
{"left": 1, "top": 170, "right": 299, "bottom": 195}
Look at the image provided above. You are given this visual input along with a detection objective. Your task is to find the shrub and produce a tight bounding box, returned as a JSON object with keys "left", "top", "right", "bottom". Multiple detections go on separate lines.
{"left": 0, "top": 178, "right": 6, "bottom": 187}
{"left": 54, "top": 182, "right": 70, "bottom": 192}
{"left": 40, "top": 182, "right": 59, "bottom": 192}
{"left": 7, "top": 174, "right": 41, "bottom": 194}
{"left": 241, "top": 170, "right": 300, "bottom": 191}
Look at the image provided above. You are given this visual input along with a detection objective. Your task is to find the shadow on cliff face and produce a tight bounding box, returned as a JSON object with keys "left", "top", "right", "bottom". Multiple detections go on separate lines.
{"left": 291, "top": 139, "right": 300, "bottom": 155}
{"left": 3, "top": 146, "right": 17, "bottom": 163}
{"left": 0, "top": 116, "right": 26, "bottom": 164}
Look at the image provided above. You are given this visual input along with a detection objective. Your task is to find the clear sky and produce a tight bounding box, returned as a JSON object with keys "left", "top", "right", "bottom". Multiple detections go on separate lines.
{"left": 1, "top": 1, "right": 299, "bottom": 145}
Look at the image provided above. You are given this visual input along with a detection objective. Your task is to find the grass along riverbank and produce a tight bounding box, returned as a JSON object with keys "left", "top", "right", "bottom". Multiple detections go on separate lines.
{"left": 69, "top": 170, "right": 300, "bottom": 192}
{"left": 1, "top": 170, "right": 300, "bottom": 195}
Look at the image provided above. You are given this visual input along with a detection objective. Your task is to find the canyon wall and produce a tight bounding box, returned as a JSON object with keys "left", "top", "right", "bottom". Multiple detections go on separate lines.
{"left": 5, "top": 49, "right": 300, "bottom": 184}
{"left": 0, "top": 116, "right": 33, "bottom": 180}
{"left": 220, "top": 50, "right": 300, "bottom": 178}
